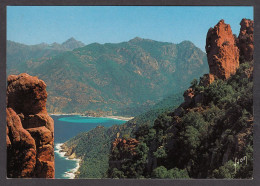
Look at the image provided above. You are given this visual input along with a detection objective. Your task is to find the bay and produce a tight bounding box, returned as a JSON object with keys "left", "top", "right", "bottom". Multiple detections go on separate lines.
{"left": 52, "top": 115, "right": 126, "bottom": 179}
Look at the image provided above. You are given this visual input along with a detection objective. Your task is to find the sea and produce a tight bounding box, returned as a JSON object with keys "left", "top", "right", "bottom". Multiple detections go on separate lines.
{"left": 52, "top": 115, "right": 126, "bottom": 179}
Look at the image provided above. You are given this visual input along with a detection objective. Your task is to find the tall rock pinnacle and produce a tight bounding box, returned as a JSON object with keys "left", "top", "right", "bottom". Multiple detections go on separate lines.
{"left": 205, "top": 19, "right": 240, "bottom": 80}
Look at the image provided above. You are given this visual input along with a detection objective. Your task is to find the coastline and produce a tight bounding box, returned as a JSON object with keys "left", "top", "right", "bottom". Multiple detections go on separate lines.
{"left": 55, "top": 143, "right": 81, "bottom": 179}
{"left": 100, "top": 115, "right": 134, "bottom": 121}
{"left": 50, "top": 113, "right": 82, "bottom": 116}
{"left": 53, "top": 114, "right": 131, "bottom": 178}
{"left": 50, "top": 113, "right": 134, "bottom": 121}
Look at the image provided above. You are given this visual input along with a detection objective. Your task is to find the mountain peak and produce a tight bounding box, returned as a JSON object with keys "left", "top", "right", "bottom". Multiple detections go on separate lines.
{"left": 65, "top": 37, "right": 77, "bottom": 42}
{"left": 129, "top": 37, "right": 144, "bottom": 42}
{"left": 62, "top": 37, "right": 81, "bottom": 44}
{"left": 178, "top": 40, "right": 195, "bottom": 46}
{"left": 61, "top": 37, "right": 85, "bottom": 50}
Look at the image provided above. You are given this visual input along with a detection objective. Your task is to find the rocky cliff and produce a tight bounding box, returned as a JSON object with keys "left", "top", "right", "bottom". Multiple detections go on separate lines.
{"left": 184, "top": 18, "right": 254, "bottom": 109}
{"left": 205, "top": 19, "right": 240, "bottom": 80}
{"left": 6, "top": 73, "right": 54, "bottom": 178}
{"left": 202, "top": 18, "right": 253, "bottom": 86}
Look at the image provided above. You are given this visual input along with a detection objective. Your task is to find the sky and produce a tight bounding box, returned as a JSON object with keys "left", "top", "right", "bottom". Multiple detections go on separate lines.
{"left": 7, "top": 6, "right": 253, "bottom": 51}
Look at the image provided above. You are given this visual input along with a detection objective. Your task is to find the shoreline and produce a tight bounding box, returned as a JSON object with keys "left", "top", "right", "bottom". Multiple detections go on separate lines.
{"left": 50, "top": 113, "right": 82, "bottom": 116}
{"left": 100, "top": 115, "right": 134, "bottom": 121}
{"left": 50, "top": 113, "right": 134, "bottom": 121}
{"left": 55, "top": 143, "right": 81, "bottom": 179}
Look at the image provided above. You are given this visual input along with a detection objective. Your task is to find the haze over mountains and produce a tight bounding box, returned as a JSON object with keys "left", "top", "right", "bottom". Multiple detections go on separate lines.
{"left": 7, "top": 37, "right": 208, "bottom": 115}
{"left": 7, "top": 38, "right": 85, "bottom": 70}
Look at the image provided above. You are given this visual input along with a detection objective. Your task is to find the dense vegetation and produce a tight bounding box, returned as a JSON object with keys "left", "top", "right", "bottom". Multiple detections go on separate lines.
{"left": 107, "top": 61, "right": 253, "bottom": 179}
{"left": 7, "top": 37, "right": 208, "bottom": 115}
{"left": 64, "top": 93, "right": 183, "bottom": 178}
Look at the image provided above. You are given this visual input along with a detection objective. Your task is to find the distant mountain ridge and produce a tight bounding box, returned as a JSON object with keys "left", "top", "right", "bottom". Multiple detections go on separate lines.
{"left": 7, "top": 38, "right": 85, "bottom": 70}
{"left": 7, "top": 37, "right": 208, "bottom": 115}
{"left": 8, "top": 37, "right": 85, "bottom": 51}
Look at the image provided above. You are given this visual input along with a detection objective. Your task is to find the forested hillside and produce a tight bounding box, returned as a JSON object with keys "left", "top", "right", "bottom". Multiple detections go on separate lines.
{"left": 7, "top": 37, "right": 208, "bottom": 115}
{"left": 62, "top": 19, "right": 254, "bottom": 179}
{"left": 107, "top": 19, "right": 254, "bottom": 179}
{"left": 108, "top": 61, "right": 253, "bottom": 179}
{"left": 62, "top": 92, "right": 183, "bottom": 178}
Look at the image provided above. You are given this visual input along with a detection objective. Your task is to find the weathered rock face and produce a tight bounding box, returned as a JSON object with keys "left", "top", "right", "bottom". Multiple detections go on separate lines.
{"left": 6, "top": 108, "right": 37, "bottom": 178}
{"left": 6, "top": 73, "right": 54, "bottom": 178}
{"left": 238, "top": 18, "right": 254, "bottom": 62}
{"left": 206, "top": 20, "right": 240, "bottom": 80}
{"left": 7, "top": 73, "right": 48, "bottom": 115}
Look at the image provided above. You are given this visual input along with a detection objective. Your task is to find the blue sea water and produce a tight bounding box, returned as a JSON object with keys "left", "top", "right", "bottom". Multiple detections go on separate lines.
{"left": 52, "top": 115, "right": 126, "bottom": 179}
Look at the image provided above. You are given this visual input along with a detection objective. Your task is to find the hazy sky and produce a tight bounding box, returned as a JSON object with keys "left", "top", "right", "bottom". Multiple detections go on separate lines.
{"left": 7, "top": 6, "right": 253, "bottom": 51}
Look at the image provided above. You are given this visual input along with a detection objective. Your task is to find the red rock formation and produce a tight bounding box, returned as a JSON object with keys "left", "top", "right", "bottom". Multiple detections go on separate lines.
{"left": 6, "top": 108, "right": 37, "bottom": 178}
{"left": 183, "top": 88, "right": 195, "bottom": 107}
{"left": 7, "top": 73, "right": 48, "bottom": 115}
{"left": 238, "top": 18, "right": 254, "bottom": 62}
{"left": 206, "top": 20, "right": 240, "bottom": 80}
{"left": 112, "top": 138, "right": 139, "bottom": 157}
{"left": 7, "top": 73, "right": 54, "bottom": 178}
{"left": 199, "top": 74, "right": 215, "bottom": 87}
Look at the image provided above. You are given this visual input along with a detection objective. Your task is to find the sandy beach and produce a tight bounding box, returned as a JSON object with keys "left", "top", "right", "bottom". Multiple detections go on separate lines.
{"left": 50, "top": 113, "right": 82, "bottom": 116}
{"left": 102, "top": 115, "right": 134, "bottom": 121}
{"left": 50, "top": 113, "right": 134, "bottom": 121}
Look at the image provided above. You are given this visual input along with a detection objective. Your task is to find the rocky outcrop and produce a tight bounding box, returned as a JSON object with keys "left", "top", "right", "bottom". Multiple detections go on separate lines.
{"left": 199, "top": 74, "right": 215, "bottom": 87}
{"left": 238, "top": 19, "right": 254, "bottom": 62}
{"left": 6, "top": 108, "right": 37, "bottom": 178}
{"left": 183, "top": 88, "right": 195, "bottom": 104}
{"left": 202, "top": 18, "right": 253, "bottom": 85}
{"left": 174, "top": 18, "right": 254, "bottom": 117}
{"left": 7, "top": 73, "right": 48, "bottom": 115}
{"left": 6, "top": 73, "right": 54, "bottom": 178}
{"left": 176, "top": 18, "right": 254, "bottom": 113}
{"left": 109, "top": 138, "right": 139, "bottom": 170}
{"left": 112, "top": 138, "right": 139, "bottom": 157}
{"left": 205, "top": 20, "right": 240, "bottom": 80}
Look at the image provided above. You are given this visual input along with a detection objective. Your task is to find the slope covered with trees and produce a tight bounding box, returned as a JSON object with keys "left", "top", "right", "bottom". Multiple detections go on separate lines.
{"left": 107, "top": 19, "right": 254, "bottom": 179}
{"left": 62, "top": 19, "right": 254, "bottom": 179}
{"left": 62, "top": 92, "right": 183, "bottom": 178}
{"left": 108, "top": 61, "right": 253, "bottom": 179}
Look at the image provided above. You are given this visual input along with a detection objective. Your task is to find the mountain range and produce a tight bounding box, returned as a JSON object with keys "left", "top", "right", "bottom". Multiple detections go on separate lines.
{"left": 7, "top": 37, "right": 208, "bottom": 115}
{"left": 7, "top": 37, "right": 85, "bottom": 70}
